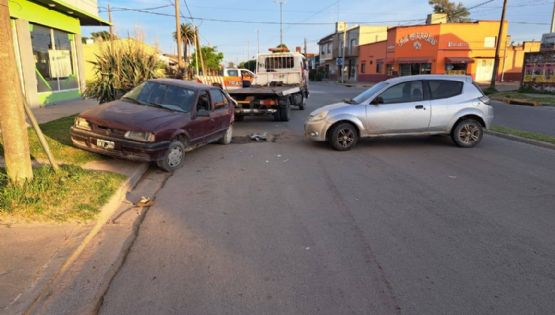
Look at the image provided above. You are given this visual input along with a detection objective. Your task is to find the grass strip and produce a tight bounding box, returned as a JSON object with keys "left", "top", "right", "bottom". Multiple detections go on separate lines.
{"left": 490, "top": 92, "right": 555, "bottom": 107}
{"left": 491, "top": 125, "right": 555, "bottom": 145}
{"left": 0, "top": 165, "right": 124, "bottom": 222}
{"left": 0, "top": 115, "right": 102, "bottom": 166}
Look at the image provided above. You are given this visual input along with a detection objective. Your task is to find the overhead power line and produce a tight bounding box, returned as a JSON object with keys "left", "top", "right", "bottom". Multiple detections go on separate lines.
{"left": 104, "top": 6, "right": 425, "bottom": 25}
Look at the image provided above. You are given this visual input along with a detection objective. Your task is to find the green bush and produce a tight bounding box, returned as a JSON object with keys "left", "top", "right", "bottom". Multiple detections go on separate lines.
{"left": 84, "top": 40, "right": 159, "bottom": 103}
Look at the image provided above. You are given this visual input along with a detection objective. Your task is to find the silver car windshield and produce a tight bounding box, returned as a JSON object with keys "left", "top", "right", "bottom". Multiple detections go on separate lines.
{"left": 352, "top": 82, "right": 389, "bottom": 104}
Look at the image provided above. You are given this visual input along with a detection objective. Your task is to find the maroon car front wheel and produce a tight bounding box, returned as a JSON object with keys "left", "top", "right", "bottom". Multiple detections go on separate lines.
{"left": 157, "top": 140, "right": 185, "bottom": 172}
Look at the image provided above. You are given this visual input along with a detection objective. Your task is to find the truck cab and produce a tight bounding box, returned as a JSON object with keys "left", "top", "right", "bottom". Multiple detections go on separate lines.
{"left": 224, "top": 68, "right": 256, "bottom": 87}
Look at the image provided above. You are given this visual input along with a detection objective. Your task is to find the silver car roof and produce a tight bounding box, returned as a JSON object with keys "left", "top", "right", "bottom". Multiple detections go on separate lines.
{"left": 386, "top": 75, "right": 472, "bottom": 84}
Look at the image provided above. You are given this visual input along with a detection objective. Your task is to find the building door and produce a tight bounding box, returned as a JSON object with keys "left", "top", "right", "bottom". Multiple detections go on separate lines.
{"left": 476, "top": 59, "right": 494, "bottom": 82}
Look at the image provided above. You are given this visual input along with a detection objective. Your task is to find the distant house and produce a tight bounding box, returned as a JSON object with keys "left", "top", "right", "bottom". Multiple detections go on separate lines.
{"left": 357, "top": 14, "right": 540, "bottom": 83}
{"left": 317, "top": 23, "right": 388, "bottom": 81}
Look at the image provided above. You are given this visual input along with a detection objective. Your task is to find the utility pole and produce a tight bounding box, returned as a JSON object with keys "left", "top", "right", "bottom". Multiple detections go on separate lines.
{"left": 175, "top": 0, "right": 183, "bottom": 69}
{"left": 340, "top": 22, "right": 347, "bottom": 83}
{"left": 107, "top": 1, "right": 114, "bottom": 39}
{"left": 551, "top": 0, "right": 555, "bottom": 33}
{"left": 304, "top": 38, "right": 307, "bottom": 55}
{"left": 257, "top": 29, "right": 260, "bottom": 56}
{"left": 490, "top": 0, "right": 507, "bottom": 90}
{"left": 0, "top": 0, "right": 33, "bottom": 184}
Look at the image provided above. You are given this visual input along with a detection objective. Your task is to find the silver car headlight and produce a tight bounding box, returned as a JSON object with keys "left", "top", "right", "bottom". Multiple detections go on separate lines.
{"left": 309, "top": 111, "right": 328, "bottom": 122}
{"left": 124, "top": 131, "right": 155, "bottom": 142}
{"left": 74, "top": 117, "right": 91, "bottom": 131}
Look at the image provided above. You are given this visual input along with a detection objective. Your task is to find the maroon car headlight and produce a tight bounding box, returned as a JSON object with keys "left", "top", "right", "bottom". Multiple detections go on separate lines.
{"left": 124, "top": 131, "right": 156, "bottom": 142}
{"left": 74, "top": 117, "right": 91, "bottom": 131}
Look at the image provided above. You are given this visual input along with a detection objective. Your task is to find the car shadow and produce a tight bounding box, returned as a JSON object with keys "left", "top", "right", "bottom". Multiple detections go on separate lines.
{"left": 308, "top": 135, "right": 459, "bottom": 151}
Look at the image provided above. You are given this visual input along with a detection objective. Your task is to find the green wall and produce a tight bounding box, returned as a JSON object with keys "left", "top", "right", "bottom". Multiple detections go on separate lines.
{"left": 38, "top": 90, "right": 81, "bottom": 105}
{"left": 8, "top": 0, "right": 81, "bottom": 34}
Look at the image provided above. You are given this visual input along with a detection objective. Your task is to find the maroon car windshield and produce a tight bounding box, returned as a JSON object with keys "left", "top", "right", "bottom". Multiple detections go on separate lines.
{"left": 122, "top": 82, "right": 196, "bottom": 112}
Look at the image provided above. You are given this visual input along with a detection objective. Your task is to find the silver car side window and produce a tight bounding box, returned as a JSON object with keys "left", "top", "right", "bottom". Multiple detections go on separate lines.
{"left": 378, "top": 81, "right": 423, "bottom": 104}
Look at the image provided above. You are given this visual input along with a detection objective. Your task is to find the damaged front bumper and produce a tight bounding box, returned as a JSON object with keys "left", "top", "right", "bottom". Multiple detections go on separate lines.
{"left": 70, "top": 127, "right": 170, "bottom": 162}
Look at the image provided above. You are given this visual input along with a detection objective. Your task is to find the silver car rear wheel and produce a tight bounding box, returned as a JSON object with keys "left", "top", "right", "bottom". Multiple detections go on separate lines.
{"left": 452, "top": 119, "right": 483, "bottom": 148}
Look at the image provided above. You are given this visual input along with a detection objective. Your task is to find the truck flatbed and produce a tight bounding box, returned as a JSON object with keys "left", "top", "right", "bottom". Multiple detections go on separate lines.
{"left": 228, "top": 85, "right": 300, "bottom": 96}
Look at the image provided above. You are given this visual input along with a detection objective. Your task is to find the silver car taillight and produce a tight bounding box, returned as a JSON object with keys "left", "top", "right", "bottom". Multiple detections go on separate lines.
{"left": 479, "top": 96, "right": 490, "bottom": 105}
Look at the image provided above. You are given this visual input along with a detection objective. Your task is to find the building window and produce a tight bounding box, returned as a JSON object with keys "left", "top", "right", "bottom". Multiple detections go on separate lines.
{"left": 361, "top": 62, "right": 366, "bottom": 74}
{"left": 350, "top": 39, "right": 357, "bottom": 54}
{"left": 399, "top": 63, "right": 432, "bottom": 76}
{"left": 31, "top": 24, "right": 78, "bottom": 93}
{"left": 376, "top": 61, "right": 384, "bottom": 74}
{"left": 484, "top": 36, "right": 496, "bottom": 48}
{"left": 445, "top": 63, "right": 468, "bottom": 75}
{"left": 386, "top": 64, "right": 394, "bottom": 76}
{"left": 327, "top": 43, "right": 331, "bottom": 53}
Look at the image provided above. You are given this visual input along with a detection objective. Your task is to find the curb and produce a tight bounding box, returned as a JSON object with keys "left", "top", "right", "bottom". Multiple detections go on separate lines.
{"left": 486, "top": 130, "right": 555, "bottom": 150}
{"left": 491, "top": 97, "right": 540, "bottom": 107}
{"left": 23, "top": 162, "right": 149, "bottom": 313}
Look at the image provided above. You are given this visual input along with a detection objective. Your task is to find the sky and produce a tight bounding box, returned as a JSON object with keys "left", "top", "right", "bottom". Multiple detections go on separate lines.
{"left": 83, "top": 0, "right": 555, "bottom": 64}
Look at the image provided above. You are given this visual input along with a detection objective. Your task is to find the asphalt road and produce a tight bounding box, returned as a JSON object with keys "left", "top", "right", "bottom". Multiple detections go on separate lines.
{"left": 491, "top": 101, "right": 555, "bottom": 136}
{"left": 100, "top": 82, "right": 555, "bottom": 314}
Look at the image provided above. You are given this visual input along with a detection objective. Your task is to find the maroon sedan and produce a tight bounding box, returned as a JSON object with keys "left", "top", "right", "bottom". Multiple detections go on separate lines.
{"left": 71, "top": 79, "right": 234, "bottom": 171}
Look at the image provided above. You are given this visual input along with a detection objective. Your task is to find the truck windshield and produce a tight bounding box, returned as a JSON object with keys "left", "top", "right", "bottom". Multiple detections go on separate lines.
{"left": 352, "top": 82, "right": 389, "bottom": 104}
{"left": 122, "top": 81, "right": 196, "bottom": 112}
{"left": 227, "top": 69, "right": 239, "bottom": 77}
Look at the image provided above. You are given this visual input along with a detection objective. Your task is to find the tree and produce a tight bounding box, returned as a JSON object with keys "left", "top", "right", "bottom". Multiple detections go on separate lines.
{"left": 190, "top": 46, "right": 224, "bottom": 73}
{"left": 0, "top": 0, "right": 33, "bottom": 184}
{"left": 91, "top": 31, "right": 115, "bottom": 41}
{"left": 173, "top": 23, "right": 195, "bottom": 64}
{"left": 239, "top": 59, "right": 256, "bottom": 72}
{"left": 428, "top": 0, "right": 470, "bottom": 22}
{"left": 84, "top": 40, "right": 159, "bottom": 103}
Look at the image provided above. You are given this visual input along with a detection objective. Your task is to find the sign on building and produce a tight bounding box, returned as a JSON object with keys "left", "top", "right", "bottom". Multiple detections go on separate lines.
{"left": 48, "top": 50, "right": 72, "bottom": 78}
{"left": 522, "top": 51, "right": 555, "bottom": 92}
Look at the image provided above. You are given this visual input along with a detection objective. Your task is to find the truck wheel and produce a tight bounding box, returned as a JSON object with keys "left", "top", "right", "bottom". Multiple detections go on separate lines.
{"left": 157, "top": 140, "right": 185, "bottom": 172}
{"left": 273, "top": 110, "right": 281, "bottom": 121}
{"left": 329, "top": 123, "right": 358, "bottom": 151}
{"left": 291, "top": 93, "right": 304, "bottom": 110}
{"left": 218, "top": 125, "right": 233, "bottom": 145}
{"left": 279, "top": 104, "right": 290, "bottom": 121}
{"left": 299, "top": 95, "right": 306, "bottom": 110}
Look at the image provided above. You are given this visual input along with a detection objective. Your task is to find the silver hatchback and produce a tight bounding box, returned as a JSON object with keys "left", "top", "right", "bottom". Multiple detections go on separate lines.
{"left": 305, "top": 75, "right": 493, "bottom": 150}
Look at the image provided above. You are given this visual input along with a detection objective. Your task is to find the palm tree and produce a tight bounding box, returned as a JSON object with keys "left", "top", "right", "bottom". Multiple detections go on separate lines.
{"left": 173, "top": 23, "right": 196, "bottom": 64}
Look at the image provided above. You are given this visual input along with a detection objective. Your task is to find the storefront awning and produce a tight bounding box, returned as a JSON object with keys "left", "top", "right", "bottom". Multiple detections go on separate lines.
{"left": 396, "top": 58, "right": 433, "bottom": 64}
{"left": 31, "top": 0, "right": 111, "bottom": 26}
{"left": 445, "top": 57, "right": 474, "bottom": 64}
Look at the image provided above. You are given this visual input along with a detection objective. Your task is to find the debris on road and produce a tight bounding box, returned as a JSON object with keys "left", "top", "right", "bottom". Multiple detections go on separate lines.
{"left": 135, "top": 196, "right": 154, "bottom": 207}
{"left": 250, "top": 132, "right": 268, "bottom": 142}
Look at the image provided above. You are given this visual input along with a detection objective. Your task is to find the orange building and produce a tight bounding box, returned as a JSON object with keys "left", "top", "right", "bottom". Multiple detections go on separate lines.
{"left": 358, "top": 20, "right": 539, "bottom": 83}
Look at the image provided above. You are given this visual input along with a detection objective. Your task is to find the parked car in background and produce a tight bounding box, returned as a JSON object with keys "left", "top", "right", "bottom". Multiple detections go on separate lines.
{"left": 305, "top": 75, "right": 493, "bottom": 150}
{"left": 71, "top": 79, "right": 234, "bottom": 171}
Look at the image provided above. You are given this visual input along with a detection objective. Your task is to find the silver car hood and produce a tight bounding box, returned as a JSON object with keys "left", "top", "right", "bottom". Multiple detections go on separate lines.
{"left": 310, "top": 102, "right": 349, "bottom": 115}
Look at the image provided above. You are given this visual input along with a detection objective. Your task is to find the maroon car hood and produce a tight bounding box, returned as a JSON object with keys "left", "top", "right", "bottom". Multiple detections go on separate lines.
{"left": 80, "top": 100, "right": 188, "bottom": 131}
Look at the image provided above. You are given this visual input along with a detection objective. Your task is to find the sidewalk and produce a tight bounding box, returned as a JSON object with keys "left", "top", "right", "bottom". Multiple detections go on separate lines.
{"left": 1, "top": 98, "right": 148, "bottom": 314}
{"left": 32, "top": 98, "right": 98, "bottom": 124}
